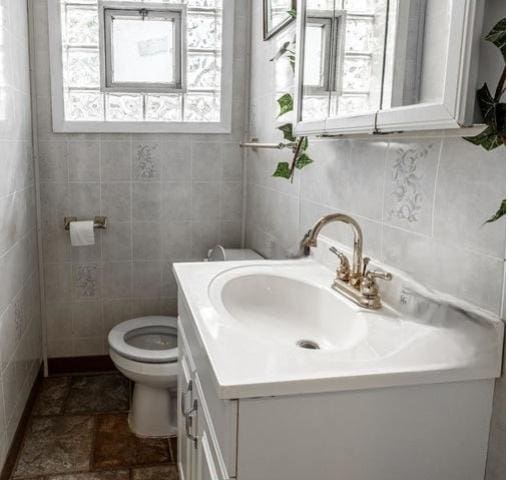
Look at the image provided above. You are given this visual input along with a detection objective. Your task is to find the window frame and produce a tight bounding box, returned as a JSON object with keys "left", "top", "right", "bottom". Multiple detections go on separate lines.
{"left": 47, "top": 0, "right": 234, "bottom": 134}
{"left": 99, "top": 1, "right": 187, "bottom": 94}
{"left": 303, "top": 10, "right": 345, "bottom": 95}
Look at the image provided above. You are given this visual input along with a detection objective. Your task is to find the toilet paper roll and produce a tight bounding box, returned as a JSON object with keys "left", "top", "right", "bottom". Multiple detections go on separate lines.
{"left": 69, "top": 221, "right": 95, "bottom": 247}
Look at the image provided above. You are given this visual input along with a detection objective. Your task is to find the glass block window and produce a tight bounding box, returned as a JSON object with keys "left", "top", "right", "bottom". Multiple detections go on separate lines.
{"left": 56, "top": 0, "right": 223, "bottom": 125}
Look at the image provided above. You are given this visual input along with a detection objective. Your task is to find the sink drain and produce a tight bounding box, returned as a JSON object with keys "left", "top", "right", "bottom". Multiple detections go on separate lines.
{"left": 296, "top": 339, "right": 320, "bottom": 350}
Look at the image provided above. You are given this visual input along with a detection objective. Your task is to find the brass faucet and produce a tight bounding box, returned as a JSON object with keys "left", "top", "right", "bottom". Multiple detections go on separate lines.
{"left": 301, "top": 213, "right": 392, "bottom": 310}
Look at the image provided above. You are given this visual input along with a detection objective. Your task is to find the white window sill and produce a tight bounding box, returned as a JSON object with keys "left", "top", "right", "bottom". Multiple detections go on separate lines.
{"left": 52, "top": 120, "right": 232, "bottom": 134}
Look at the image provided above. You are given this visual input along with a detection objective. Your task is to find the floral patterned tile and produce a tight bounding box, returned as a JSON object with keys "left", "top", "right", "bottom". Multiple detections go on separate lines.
{"left": 72, "top": 264, "right": 100, "bottom": 299}
{"left": 383, "top": 141, "right": 440, "bottom": 235}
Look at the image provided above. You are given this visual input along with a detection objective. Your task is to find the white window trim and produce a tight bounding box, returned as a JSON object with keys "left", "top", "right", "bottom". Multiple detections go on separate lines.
{"left": 99, "top": 1, "right": 187, "bottom": 94}
{"left": 47, "top": 0, "right": 234, "bottom": 134}
{"left": 304, "top": 10, "right": 345, "bottom": 95}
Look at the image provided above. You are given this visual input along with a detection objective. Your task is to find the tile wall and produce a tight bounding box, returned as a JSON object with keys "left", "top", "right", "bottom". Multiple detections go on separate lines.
{"left": 0, "top": 0, "right": 42, "bottom": 471}
{"left": 246, "top": 1, "right": 505, "bottom": 317}
{"left": 245, "top": 1, "right": 505, "bottom": 479}
{"left": 30, "top": 0, "right": 248, "bottom": 358}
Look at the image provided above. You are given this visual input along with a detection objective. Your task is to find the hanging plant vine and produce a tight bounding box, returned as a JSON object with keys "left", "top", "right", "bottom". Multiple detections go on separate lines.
{"left": 271, "top": 10, "right": 313, "bottom": 181}
{"left": 464, "top": 18, "right": 506, "bottom": 223}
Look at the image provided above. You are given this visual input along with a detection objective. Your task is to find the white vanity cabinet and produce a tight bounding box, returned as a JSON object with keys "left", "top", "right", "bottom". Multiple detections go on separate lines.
{"left": 176, "top": 290, "right": 496, "bottom": 480}
{"left": 177, "top": 298, "right": 238, "bottom": 480}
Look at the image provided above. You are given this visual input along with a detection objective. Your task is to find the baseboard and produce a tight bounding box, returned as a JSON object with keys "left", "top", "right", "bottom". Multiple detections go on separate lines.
{"left": 48, "top": 355, "right": 116, "bottom": 375}
{"left": 0, "top": 364, "right": 43, "bottom": 480}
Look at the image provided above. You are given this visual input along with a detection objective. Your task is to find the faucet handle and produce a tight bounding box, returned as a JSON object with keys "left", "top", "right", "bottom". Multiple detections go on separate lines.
{"left": 329, "top": 247, "right": 350, "bottom": 281}
{"left": 366, "top": 269, "right": 393, "bottom": 282}
{"left": 362, "top": 257, "right": 371, "bottom": 275}
{"left": 360, "top": 269, "right": 392, "bottom": 301}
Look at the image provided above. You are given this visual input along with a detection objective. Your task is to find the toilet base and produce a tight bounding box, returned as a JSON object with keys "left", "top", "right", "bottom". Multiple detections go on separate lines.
{"left": 128, "top": 382, "right": 177, "bottom": 438}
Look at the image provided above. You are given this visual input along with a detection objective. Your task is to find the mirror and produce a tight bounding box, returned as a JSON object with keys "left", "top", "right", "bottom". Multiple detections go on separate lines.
{"left": 300, "top": 0, "right": 389, "bottom": 121}
{"left": 263, "top": 0, "right": 296, "bottom": 40}
{"left": 296, "top": 0, "right": 477, "bottom": 135}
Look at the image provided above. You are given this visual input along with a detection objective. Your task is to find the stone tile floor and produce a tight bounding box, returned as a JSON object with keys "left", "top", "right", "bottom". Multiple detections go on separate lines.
{"left": 10, "top": 374, "right": 179, "bottom": 480}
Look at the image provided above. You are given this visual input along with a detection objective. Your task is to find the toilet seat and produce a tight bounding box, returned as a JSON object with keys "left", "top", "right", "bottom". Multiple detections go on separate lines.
{"left": 108, "top": 316, "right": 178, "bottom": 364}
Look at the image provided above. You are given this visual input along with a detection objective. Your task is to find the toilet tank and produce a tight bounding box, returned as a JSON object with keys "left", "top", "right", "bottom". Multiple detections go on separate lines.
{"left": 207, "top": 245, "right": 263, "bottom": 261}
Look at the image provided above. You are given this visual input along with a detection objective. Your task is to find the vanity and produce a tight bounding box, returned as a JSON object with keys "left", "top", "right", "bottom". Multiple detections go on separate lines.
{"left": 173, "top": 1, "right": 503, "bottom": 475}
{"left": 173, "top": 232, "right": 503, "bottom": 480}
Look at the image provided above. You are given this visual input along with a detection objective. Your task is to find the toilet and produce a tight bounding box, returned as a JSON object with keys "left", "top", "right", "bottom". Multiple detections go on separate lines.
{"left": 108, "top": 246, "right": 261, "bottom": 438}
{"left": 108, "top": 316, "right": 178, "bottom": 438}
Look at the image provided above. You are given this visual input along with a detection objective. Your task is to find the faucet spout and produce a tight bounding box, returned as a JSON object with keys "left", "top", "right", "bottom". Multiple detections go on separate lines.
{"left": 301, "top": 213, "right": 363, "bottom": 279}
{"left": 301, "top": 212, "right": 390, "bottom": 309}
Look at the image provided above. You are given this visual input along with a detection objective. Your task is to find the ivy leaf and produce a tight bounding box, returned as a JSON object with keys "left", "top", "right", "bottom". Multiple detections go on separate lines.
{"left": 485, "top": 199, "right": 506, "bottom": 224}
{"left": 277, "top": 93, "right": 294, "bottom": 117}
{"left": 300, "top": 136, "right": 309, "bottom": 151}
{"left": 295, "top": 153, "right": 313, "bottom": 170}
{"left": 287, "top": 9, "right": 297, "bottom": 19}
{"left": 464, "top": 125, "right": 504, "bottom": 150}
{"left": 273, "top": 162, "right": 292, "bottom": 179}
{"left": 485, "top": 18, "right": 506, "bottom": 60}
{"left": 476, "top": 84, "right": 506, "bottom": 135}
{"left": 477, "top": 83, "right": 497, "bottom": 126}
{"left": 278, "top": 123, "right": 296, "bottom": 141}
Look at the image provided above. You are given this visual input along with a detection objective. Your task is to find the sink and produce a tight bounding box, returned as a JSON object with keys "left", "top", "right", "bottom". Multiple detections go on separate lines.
{"left": 210, "top": 271, "right": 368, "bottom": 351}
{"left": 174, "top": 258, "right": 503, "bottom": 399}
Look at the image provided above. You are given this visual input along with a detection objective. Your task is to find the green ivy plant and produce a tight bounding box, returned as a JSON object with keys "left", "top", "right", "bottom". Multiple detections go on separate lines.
{"left": 270, "top": 10, "right": 314, "bottom": 181}
{"left": 465, "top": 18, "right": 506, "bottom": 223}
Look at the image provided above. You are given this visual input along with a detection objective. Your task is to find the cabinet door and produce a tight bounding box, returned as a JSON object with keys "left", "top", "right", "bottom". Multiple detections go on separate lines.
{"left": 178, "top": 354, "right": 196, "bottom": 480}
{"left": 197, "top": 431, "right": 222, "bottom": 480}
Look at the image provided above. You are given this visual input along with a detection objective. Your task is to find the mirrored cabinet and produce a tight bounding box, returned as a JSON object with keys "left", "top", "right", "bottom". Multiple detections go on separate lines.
{"left": 295, "top": 0, "right": 486, "bottom": 135}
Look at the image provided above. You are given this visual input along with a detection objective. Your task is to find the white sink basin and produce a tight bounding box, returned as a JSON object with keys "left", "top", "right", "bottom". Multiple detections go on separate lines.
{"left": 174, "top": 259, "right": 503, "bottom": 399}
{"left": 211, "top": 271, "right": 368, "bottom": 351}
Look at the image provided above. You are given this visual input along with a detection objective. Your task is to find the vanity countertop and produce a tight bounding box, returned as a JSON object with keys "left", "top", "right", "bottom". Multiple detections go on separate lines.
{"left": 173, "top": 258, "right": 504, "bottom": 399}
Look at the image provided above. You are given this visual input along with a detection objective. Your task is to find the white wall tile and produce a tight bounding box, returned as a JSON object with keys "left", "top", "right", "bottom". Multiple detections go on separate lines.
{"left": 102, "top": 262, "right": 132, "bottom": 299}
{"left": 434, "top": 138, "right": 506, "bottom": 258}
{"left": 0, "top": 2, "right": 41, "bottom": 470}
{"left": 68, "top": 141, "right": 100, "bottom": 182}
{"left": 100, "top": 141, "right": 132, "bottom": 181}
{"left": 101, "top": 183, "right": 131, "bottom": 221}
{"left": 101, "top": 223, "right": 132, "bottom": 261}
{"left": 30, "top": 0, "right": 248, "bottom": 368}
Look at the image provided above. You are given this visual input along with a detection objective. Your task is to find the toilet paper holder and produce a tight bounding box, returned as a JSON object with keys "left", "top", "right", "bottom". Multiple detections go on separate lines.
{"left": 64, "top": 216, "right": 108, "bottom": 231}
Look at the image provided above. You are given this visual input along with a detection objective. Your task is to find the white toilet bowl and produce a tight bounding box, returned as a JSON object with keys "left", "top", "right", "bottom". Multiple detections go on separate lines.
{"left": 108, "top": 316, "right": 178, "bottom": 438}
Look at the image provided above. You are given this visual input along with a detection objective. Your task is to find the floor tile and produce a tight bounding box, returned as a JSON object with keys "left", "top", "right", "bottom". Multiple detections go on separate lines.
{"left": 93, "top": 414, "right": 171, "bottom": 470}
{"left": 13, "top": 416, "right": 94, "bottom": 478}
{"left": 46, "top": 471, "right": 130, "bottom": 480}
{"left": 131, "top": 465, "right": 179, "bottom": 480}
{"left": 64, "top": 375, "right": 129, "bottom": 414}
{"left": 32, "top": 377, "right": 70, "bottom": 416}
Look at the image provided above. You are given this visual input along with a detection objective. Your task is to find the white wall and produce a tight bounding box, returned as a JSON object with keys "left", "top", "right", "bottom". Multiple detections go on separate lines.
{"left": 245, "top": 1, "right": 505, "bottom": 478}
{"left": 0, "top": 0, "right": 42, "bottom": 471}
{"left": 30, "top": 0, "right": 249, "bottom": 358}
